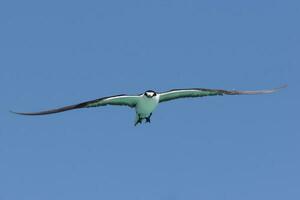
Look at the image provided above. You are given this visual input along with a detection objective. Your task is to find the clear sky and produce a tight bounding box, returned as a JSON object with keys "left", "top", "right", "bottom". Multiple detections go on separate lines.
{"left": 0, "top": 0, "right": 299, "bottom": 199}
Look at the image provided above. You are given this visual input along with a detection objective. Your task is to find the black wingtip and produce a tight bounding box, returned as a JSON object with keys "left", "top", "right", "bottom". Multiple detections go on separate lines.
{"left": 10, "top": 110, "right": 32, "bottom": 116}
{"left": 10, "top": 110, "right": 18, "bottom": 114}
{"left": 272, "top": 84, "right": 288, "bottom": 92}
{"left": 279, "top": 84, "right": 288, "bottom": 89}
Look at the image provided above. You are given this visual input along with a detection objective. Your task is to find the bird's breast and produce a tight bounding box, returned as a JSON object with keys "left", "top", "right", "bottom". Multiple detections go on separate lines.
{"left": 136, "top": 96, "right": 159, "bottom": 116}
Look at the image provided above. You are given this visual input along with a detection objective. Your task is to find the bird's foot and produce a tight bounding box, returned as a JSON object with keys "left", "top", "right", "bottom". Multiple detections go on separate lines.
{"left": 145, "top": 113, "right": 152, "bottom": 123}
{"left": 135, "top": 118, "right": 143, "bottom": 126}
{"left": 145, "top": 117, "right": 151, "bottom": 123}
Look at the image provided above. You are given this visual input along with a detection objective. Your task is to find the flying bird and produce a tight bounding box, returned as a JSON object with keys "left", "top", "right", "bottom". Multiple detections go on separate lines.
{"left": 12, "top": 85, "right": 287, "bottom": 126}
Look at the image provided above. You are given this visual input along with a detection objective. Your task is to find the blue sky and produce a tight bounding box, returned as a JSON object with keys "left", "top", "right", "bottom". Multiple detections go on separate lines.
{"left": 0, "top": 0, "right": 299, "bottom": 199}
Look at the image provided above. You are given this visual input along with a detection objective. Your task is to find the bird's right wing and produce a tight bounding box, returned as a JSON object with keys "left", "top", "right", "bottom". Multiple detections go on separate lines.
{"left": 12, "top": 94, "right": 140, "bottom": 116}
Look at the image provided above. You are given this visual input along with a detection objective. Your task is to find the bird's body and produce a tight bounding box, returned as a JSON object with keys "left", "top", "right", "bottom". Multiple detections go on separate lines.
{"left": 135, "top": 92, "right": 159, "bottom": 125}
{"left": 12, "top": 85, "right": 287, "bottom": 126}
{"left": 136, "top": 95, "right": 159, "bottom": 117}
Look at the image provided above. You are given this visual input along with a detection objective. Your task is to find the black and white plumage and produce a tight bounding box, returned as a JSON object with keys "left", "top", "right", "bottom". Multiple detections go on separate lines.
{"left": 12, "top": 85, "right": 287, "bottom": 126}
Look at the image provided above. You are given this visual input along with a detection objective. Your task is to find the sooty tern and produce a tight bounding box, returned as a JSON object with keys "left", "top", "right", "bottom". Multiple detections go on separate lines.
{"left": 12, "top": 85, "right": 287, "bottom": 126}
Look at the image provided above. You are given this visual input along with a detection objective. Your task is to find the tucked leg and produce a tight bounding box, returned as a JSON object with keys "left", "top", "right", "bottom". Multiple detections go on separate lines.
{"left": 134, "top": 114, "right": 143, "bottom": 126}
{"left": 135, "top": 118, "right": 142, "bottom": 126}
{"left": 145, "top": 113, "right": 152, "bottom": 123}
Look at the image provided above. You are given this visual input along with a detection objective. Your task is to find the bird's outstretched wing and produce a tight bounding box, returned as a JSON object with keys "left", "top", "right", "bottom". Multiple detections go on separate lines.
{"left": 158, "top": 85, "right": 287, "bottom": 103}
{"left": 12, "top": 94, "right": 140, "bottom": 116}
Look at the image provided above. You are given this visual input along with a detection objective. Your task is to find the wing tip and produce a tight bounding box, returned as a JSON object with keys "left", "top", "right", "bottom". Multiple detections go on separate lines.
{"left": 10, "top": 110, "right": 35, "bottom": 116}
{"left": 278, "top": 84, "right": 288, "bottom": 89}
{"left": 272, "top": 84, "right": 288, "bottom": 92}
{"left": 10, "top": 110, "right": 19, "bottom": 114}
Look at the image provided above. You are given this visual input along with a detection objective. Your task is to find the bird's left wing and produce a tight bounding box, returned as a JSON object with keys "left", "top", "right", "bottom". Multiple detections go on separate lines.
{"left": 12, "top": 95, "right": 140, "bottom": 115}
{"left": 158, "top": 85, "right": 287, "bottom": 103}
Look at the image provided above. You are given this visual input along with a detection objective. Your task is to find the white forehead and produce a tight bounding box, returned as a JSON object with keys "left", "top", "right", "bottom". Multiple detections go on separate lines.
{"left": 146, "top": 91, "right": 155, "bottom": 95}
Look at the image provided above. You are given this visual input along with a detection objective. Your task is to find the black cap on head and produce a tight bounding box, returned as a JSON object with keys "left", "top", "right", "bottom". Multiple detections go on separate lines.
{"left": 144, "top": 90, "right": 157, "bottom": 97}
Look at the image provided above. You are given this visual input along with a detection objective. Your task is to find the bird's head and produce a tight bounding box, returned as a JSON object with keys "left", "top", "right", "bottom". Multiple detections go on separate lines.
{"left": 144, "top": 90, "right": 157, "bottom": 98}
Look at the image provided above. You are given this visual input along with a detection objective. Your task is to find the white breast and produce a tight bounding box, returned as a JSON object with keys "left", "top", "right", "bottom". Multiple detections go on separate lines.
{"left": 136, "top": 96, "right": 159, "bottom": 117}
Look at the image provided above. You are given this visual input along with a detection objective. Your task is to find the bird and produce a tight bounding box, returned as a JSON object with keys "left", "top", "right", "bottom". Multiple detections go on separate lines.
{"left": 12, "top": 85, "right": 287, "bottom": 126}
